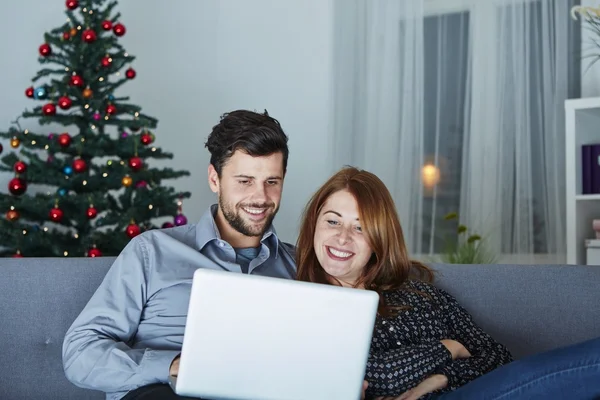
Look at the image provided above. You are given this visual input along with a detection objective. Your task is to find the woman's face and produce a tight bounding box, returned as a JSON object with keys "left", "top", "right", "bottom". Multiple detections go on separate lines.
{"left": 313, "top": 190, "right": 373, "bottom": 287}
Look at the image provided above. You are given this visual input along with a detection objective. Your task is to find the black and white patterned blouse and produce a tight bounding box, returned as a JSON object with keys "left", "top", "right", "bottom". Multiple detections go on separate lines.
{"left": 365, "top": 280, "right": 513, "bottom": 399}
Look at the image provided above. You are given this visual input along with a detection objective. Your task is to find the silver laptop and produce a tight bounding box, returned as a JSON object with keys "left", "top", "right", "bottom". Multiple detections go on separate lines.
{"left": 170, "top": 268, "right": 379, "bottom": 400}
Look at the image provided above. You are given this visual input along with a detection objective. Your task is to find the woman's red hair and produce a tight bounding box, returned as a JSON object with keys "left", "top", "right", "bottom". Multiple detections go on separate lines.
{"left": 296, "top": 167, "right": 433, "bottom": 315}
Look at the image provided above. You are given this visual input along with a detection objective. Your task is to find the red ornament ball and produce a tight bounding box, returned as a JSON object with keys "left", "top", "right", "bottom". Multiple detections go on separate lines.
{"left": 58, "top": 96, "right": 72, "bottom": 110}
{"left": 13, "top": 251, "right": 23, "bottom": 258}
{"left": 86, "top": 206, "right": 98, "bottom": 219}
{"left": 39, "top": 43, "right": 52, "bottom": 57}
{"left": 0, "top": 143, "right": 3, "bottom": 154}
{"left": 58, "top": 133, "right": 72, "bottom": 147}
{"left": 82, "top": 29, "right": 97, "bottom": 43}
{"left": 101, "top": 56, "right": 112, "bottom": 67}
{"left": 8, "top": 178, "right": 27, "bottom": 196}
{"left": 63, "top": 31, "right": 70, "bottom": 40}
{"left": 25, "top": 87, "right": 34, "bottom": 98}
{"left": 6, "top": 209, "right": 20, "bottom": 222}
{"left": 125, "top": 68, "right": 136, "bottom": 79}
{"left": 14, "top": 161, "right": 27, "bottom": 174}
{"left": 70, "top": 75, "right": 84, "bottom": 87}
{"left": 126, "top": 223, "right": 141, "bottom": 238}
{"left": 162, "top": 222, "right": 175, "bottom": 229}
{"left": 88, "top": 247, "right": 102, "bottom": 257}
{"left": 140, "top": 133, "right": 153, "bottom": 145}
{"left": 66, "top": 0, "right": 78, "bottom": 10}
{"left": 49, "top": 207, "right": 64, "bottom": 222}
{"left": 42, "top": 103, "right": 56, "bottom": 116}
{"left": 72, "top": 158, "right": 87, "bottom": 173}
{"left": 128, "top": 157, "right": 143, "bottom": 171}
{"left": 102, "top": 20, "right": 113, "bottom": 31}
{"left": 106, "top": 104, "right": 117, "bottom": 115}
{"left": 113, "top": 23, "right": 126, "bottom": 37}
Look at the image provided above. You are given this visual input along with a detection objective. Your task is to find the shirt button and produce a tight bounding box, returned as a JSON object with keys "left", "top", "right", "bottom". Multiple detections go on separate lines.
{"left": 218, "top": 241, "right": 225, "bottom": 247}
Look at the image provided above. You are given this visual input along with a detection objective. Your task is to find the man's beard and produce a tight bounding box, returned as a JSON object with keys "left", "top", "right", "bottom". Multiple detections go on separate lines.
{"left": 218, "top": 196, "right": 278, "bottom": 237}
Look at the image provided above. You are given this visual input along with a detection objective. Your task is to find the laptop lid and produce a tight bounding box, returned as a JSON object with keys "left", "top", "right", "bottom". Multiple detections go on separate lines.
{"left": 174, "top": 268, "right": 379, "bottom": 400}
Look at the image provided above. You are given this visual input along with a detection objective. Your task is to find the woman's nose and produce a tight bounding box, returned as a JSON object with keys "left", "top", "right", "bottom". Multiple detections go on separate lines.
{"left": 337, "top": 227, "right": 352, "bottom": 244}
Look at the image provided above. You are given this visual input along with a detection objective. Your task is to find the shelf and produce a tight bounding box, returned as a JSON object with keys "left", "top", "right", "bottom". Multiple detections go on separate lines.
{"left": 576, "top": 194, "right": 600, "bottom": 201}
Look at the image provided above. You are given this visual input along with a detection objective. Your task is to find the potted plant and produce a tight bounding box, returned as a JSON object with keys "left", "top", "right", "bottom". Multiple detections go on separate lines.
{"left": 438, "top": 212, "right": 498, "bottom": 264}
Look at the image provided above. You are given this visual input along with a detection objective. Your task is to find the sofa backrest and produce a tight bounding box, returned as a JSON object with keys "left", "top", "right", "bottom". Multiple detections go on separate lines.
{"left": 1, "top": 259, "right": 599, "bottom": 400}
{"left": 430, "top": 263, "right": 600, "bottom": 359}
{"left": 1, "top": 257, "right": 114, "bottom": 400}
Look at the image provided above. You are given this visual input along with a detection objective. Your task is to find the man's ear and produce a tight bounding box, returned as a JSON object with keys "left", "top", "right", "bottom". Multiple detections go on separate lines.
{"left": 208, "top": 164, "right": 219, "bottom": 194}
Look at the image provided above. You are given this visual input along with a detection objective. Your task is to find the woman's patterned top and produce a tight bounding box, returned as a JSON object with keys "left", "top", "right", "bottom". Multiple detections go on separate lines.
{"left": 364, "top": 280, "right": 513, "bottom": 398}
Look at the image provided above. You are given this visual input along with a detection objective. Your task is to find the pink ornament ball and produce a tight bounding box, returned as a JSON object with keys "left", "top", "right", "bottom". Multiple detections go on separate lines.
{"left": 174, "top": 214, "right": 187, "bottom": 226}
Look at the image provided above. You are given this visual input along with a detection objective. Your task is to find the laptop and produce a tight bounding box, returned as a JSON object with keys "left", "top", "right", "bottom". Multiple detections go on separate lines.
{"left": 169, "top": 268, "right": 379, "bottom": 400}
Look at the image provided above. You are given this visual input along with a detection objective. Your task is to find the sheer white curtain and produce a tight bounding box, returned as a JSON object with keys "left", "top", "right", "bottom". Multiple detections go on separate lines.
{"left": 332, "top": 0, "right": 425, "bottom": 252}
{"left": 333, "top": 0, "right": 579, "bottom": 258}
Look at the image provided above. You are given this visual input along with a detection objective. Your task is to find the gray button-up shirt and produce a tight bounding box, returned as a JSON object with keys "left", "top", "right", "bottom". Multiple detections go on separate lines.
{"left": 62, "top": 205, "right": 297, "bottom": 400}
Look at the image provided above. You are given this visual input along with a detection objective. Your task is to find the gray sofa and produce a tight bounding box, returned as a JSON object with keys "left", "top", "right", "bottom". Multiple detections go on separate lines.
{"left": 1, "top": 258, "right": 599, "bottom": 400}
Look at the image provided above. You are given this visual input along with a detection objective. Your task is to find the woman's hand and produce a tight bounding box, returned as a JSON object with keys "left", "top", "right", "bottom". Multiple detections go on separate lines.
{"left": 374, "top": 374, "right": 448, "bottom": 400}
{"left": 441, "top": 339, "right": 471, "bottom": 360}
{"left": 361, "top": 381, "right": 369, "bottom": 399}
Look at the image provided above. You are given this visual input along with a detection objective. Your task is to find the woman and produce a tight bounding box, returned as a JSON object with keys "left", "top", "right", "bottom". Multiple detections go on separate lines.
{"left": 296, "top": 167, "right": 600, "bottom": 400}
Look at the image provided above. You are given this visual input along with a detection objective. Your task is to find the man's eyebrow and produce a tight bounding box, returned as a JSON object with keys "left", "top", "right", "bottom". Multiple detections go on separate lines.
{"left": 233, "top": 175, "right": 282, "bottom": 180}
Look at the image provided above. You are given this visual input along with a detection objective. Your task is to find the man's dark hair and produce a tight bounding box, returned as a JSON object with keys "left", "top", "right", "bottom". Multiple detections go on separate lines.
{"left": 205, "top": 109, "right": 289, "bottom": 176}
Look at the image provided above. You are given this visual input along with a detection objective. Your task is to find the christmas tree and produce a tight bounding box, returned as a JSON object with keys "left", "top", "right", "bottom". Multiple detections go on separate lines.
{"left": 0, "top": 0, "right": 191, "bottom": 258}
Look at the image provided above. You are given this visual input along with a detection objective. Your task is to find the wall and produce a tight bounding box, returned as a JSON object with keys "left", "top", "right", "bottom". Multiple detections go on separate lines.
{"left": 581, "top": 0, "right": 600, "bottom": 97}
{"left": 0, "top": 0, "right": 334, "bottom": 244}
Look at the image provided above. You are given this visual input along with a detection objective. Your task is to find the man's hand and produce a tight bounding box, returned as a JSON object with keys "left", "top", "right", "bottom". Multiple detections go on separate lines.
{"left": 441, "top": 339, "right": 471, "bottom": 360}
{"left": 169, "top": 355, "right": 180, "bottom": 377}
{"left": 374, "top": 374, "right": 448, "bottom": 400}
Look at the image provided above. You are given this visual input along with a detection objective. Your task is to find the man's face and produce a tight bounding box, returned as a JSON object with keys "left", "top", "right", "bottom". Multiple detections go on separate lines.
{"left": 208, "top": 150, "right": 285, "bottom": 238}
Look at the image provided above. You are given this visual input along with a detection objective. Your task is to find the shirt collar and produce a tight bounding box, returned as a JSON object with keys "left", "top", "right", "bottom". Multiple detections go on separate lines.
{"left": 196, "top": 204, "right": 280, "bottom": 256}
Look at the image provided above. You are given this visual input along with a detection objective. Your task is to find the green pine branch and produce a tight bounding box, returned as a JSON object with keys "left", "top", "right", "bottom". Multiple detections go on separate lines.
{"left": 0, "top": 0, "right": 192, "bottom": 257}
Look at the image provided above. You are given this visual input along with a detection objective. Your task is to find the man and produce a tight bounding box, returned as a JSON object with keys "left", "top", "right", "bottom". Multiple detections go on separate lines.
{"left": 62, "top": 110, "right": 296, "bottom": 400}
